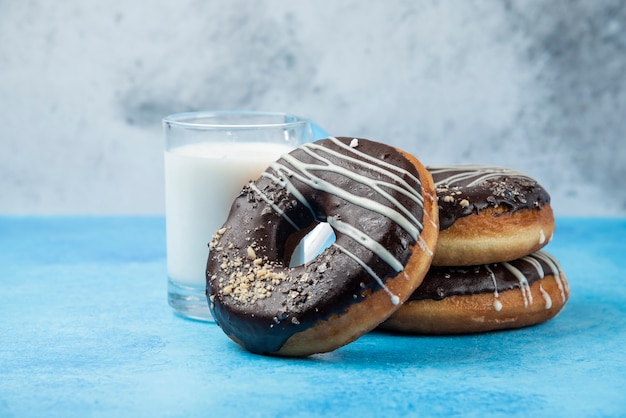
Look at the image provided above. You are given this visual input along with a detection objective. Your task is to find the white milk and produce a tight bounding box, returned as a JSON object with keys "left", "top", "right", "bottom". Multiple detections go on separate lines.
{"left": 164, "top": 141, "right": 293, "bottom": 287}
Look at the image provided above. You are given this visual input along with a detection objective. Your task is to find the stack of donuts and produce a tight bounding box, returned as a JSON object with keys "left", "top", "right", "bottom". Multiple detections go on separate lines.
{"left": 205, "top": 137, "right": 569, "bottom": 356}
{"left": 380, "top": 164, "right": 570, "bottom": 335}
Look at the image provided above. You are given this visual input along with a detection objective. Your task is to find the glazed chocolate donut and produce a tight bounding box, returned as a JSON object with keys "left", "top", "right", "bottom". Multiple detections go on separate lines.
{"left": 206, "top": 137, "right": 439, "bottom": 356}
{"left": 429, "top": 164, "right": 554, "bottom": 266}
{"left": 380, "top": 251, "right": 569, "bottom": 334}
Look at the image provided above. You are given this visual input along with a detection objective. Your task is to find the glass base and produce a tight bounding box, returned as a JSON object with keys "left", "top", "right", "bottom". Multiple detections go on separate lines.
{"left": 168, "top": 278, "right": 214, "bottom": 322}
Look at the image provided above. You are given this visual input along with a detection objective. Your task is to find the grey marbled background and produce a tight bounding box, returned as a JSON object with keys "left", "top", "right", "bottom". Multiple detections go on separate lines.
{"left": 1, "top": 0, "right": 625, "bottom": 215}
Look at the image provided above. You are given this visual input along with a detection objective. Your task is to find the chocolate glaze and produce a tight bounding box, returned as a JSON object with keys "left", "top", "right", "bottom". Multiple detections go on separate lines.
{"left": 428, "top": 165, "right": 551, "bottom": 230}
{"left": 409, "top": 251, "right": 563, "bottom": 301}
{"left": 206, "top": 137, "right": 427, "bottom": 354}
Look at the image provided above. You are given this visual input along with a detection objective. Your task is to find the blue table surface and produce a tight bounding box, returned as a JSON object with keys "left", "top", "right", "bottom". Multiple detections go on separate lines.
{"left": 1, "top": 216, "right": 625, "bottom": 417}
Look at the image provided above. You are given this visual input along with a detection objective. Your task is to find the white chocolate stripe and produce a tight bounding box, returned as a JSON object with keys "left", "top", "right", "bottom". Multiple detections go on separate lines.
{"left": 485, "top": 265, "right": 499, "bottom": 298}
{"left": 539, "top": 284, "right": 553, "bottom": 309}
{"left": 518, "top": 255, "right": 554, "bottom": 311}
{"left": 261, "top": 162, "right": 417, "bottom": 295}
{"left": 331, "top": 242, "right": 400, "bottom": 305}
{"left": 261, "top": 171, "right": 316, "bottom": 218}
{"left": 270, "top": 156, "right": 421, "bottom": 240}
{"left": 533, "top": 251, "right": 566, "bottom": 302}
{"left": 325, "top": 136, "right": 423, "bottom": 188}
{"left": 437, "top": 171, "right": 520, "bottom": 188}
{"left": 303, "top": 142, "right": 424, "bottom": 203}
{"left": 485, "top": 265, "right": 502, "bottom": 311}
{"left": 300, "top": 144, "right": 424, "bottom": 204}
{"left": 500, "top": 252, "right": 564, "bottom": 309}
{"left": 248, "top": 182, "right": 301, "bottom": 231}
{"left": 417, "top": 235, "right": 434, "bottom": 257}
{"left": 520, "top": 254, "right": 545, "bottom": 279}
{"left": 264, "top": 164, "right": 410, "bottom": 273}
{"left": 282, "top": 151, "right": 424, "bottom": 231}
{"left": 429, "top": 165, "right": 531, "bottom": 187}
{"left": 429, "top": 164, "right": 523, "bottom": 175}
{"left": 326, "top": 217, "right": 404, "bottom": 273}
{"left": 502, "top": 261, "right": 533, "bottom": 307}
{"left": 254, "top": 138, "right": 428, "bottom": 295}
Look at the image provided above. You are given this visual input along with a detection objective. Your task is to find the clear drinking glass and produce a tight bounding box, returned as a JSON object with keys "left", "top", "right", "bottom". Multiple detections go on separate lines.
{"left": 163, "top": 111, "right": 317, "bottom": 321}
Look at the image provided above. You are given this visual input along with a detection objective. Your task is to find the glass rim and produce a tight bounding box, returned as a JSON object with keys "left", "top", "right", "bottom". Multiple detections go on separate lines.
{"left": 162, "top": 110, "right": 310, "bottom": 130}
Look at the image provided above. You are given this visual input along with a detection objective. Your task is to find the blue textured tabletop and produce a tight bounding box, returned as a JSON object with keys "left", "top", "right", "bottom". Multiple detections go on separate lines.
{"left": 1, "top": 216, "right": 625, "bottom": 417}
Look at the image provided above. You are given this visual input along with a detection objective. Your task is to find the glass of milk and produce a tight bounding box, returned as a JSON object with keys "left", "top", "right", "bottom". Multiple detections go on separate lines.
{"left": 163, "top": 111, "right": 317, "bottom": 321}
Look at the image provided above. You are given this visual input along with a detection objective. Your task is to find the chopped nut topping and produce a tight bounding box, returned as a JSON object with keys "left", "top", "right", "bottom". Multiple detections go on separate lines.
{"left": 214, "top": 242, "right": 297, "bottom": 305}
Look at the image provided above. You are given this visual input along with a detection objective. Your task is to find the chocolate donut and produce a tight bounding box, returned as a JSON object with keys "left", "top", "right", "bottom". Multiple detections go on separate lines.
{"left": 429, "top": 164, "right": 554, "bottom": 266}
{"left": 206, "top": 137, "right": 439, "bottom": 356}
{"left": 380, "top": 251, "right": 570, "bottom": 334}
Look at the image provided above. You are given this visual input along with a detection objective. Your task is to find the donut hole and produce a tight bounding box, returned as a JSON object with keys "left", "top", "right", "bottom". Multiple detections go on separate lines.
{"left": 288, "top": 222, "right": 336, "bottom": 267}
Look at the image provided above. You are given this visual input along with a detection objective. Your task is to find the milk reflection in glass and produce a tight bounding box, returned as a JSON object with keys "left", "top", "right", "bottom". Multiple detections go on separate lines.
{"left": 164, "top": 142, "right": 292, "bottom": 286}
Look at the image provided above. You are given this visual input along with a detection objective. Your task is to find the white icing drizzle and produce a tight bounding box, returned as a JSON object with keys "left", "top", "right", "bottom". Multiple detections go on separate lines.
{"left": 291, "top": 146, "right": 424, "bottom": 232}
{"left": 417, "top": 235, "right": 434, "bottom": 257}
{"left": 423, "top": 191, "right": 439, "bottom": 231}
{"left": 332, "top": 242, "right": 400, "bottom": 305}
{"left": 325, "top": 136, "right": 422, "bottom": 180}
{"left": 502, "top": 261, "right": 533, "bottom": 307}
{"left": 485, "top": 265, "right": 502, "bottom": 311}
{"left": 493, "top": 299, "right": 503, "bottom": 312}
{"left": 533, "top": 251, "right": 566, "bottom": 302}
{"left": 501, "top": 251, "right": 564, "bottom": 309}
{"left": 255, "top": 137, "right": 426, "bottom": 304}
{"left": 520, "top": 254, "right": 545, "bottom": 279}
{"left": 303, "top": 141, "right": 425, "bottom": 204}
{"left": 428, "top": 164, "right": 532, "bottom": 187}
{"left": 326, "top": 217, "right": 404, "bottom": 273}
{"left": 269, "top": 156, "right": 422, "bottom": 241}
{"left": 261, "top": 170, "right": 315, "bottom": 215}
{"left": 539, "top": 284, "right": 553, "bottom": 309}
{"left": 248, "top": 182, "right": 301, "bottom": 231}
{"left": 267, "top": 139, "right": 425, "bottom": 243}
